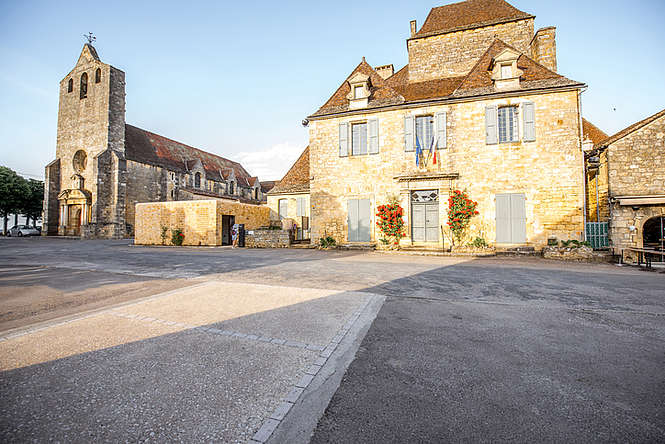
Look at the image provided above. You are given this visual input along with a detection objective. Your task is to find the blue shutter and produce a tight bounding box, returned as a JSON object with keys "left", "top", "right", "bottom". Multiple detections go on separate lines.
{"left": 404, "top": 115, "right": 415, "bottom": 151}
{"left": 435, "top": 111, "right": 447, "bottom": 149}
{"left": 485, "top": 106, "right": 498, "bottom": 145}
{"left": 339, "top": 122, "right": 349, "bottom": 157}
{"left": 523, "top": 102, "right": 536, "bottom": 142}
{"left": 368, "top": 119, "right": 379, "bottom": 154}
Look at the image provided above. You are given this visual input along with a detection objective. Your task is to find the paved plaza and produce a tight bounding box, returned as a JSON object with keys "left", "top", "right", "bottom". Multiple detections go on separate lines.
{"left": 1, "top": 237, "right": 663, "bottom": 442}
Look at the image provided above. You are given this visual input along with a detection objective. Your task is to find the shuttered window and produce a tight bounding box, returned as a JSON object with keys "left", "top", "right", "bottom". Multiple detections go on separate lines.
{"left": 352, "top": 122, "right": 368, "bottom": 155}
{"left": 495, "top": 193, "right": 526, "bottom": 244}
{"left": 485, "top": 106, "right": 498, "bottom": 145}
{"left": 368, "top": 119, "right": 379, "bottom": 154}
{"left": 498, "top": 106, "right": 519, "bottom": 143}
{"left": 296, "top": 197, "right": 306, "bottom": 217}
{"left": 523, "top": 102, "right": 536, "bottom": 142}
{"left": 435, "top": 111, "right": 447, "bottom": 149}
{"left": 339, "top": 122, "right": 349, "bottom": 157}
{"left": 404, "top": 115, "right": 415, "bottom": 151}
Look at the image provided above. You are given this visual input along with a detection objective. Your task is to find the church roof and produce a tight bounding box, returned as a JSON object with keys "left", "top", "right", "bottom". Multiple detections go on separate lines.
{"left": 310, "top": 39, "right": 582, "bottom": 118}
{"left": 412, "top": 0, "right": 534, "bottom": 39}
{"left": 268, "top": 146, "right": 310, "bottom": 195}
{"left": 124, "top": 124, "right": 253, "bottom": 186}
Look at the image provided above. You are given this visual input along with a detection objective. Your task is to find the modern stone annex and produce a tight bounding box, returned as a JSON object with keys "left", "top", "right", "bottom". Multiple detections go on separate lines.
{"left": 305, "top": 0, "right": 589, "bottom": 249}
{"left": 43, "top": 44, "right": 269, "bottom": 239}
{"left": 585, "top": 108, "right": 665, "bottom": 255}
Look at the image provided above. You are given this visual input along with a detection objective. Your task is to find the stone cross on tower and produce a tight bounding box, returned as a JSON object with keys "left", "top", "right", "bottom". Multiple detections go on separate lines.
{"left": 83, "top": 32, "right": 96, "bottom": 45}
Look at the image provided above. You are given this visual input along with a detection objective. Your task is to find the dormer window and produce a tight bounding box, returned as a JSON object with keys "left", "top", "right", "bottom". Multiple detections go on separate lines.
{"left": 347, "top": 72, "right": 371, "bottom": 110}
{"left": 490, "top": 49, "right": 523, "bottom": 90}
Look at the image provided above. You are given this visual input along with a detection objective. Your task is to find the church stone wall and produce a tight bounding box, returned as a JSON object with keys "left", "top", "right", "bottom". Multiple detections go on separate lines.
{"left": 309, "top": 89, "right": 584, "bottom": 248}
{"left": 407, "top": 18, "right": 534, "bottom": 81}
{"left": 125, "top": 160, "right": 168, "bottom": 236}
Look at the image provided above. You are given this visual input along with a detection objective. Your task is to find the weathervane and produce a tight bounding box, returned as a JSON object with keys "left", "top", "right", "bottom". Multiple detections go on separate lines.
{"left": 83, "top": 32, "right": 96, "bottom": 45}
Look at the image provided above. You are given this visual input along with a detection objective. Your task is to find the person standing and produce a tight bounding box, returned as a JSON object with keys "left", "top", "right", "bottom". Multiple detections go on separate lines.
{"left": 231, "top": 223, "right": 239, "bottom": 248}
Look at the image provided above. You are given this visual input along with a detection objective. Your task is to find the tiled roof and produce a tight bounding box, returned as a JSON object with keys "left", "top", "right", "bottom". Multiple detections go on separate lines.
{"left": 312, "top": 60, "right": 404, "bottom": 116}
{"left": 310, "top": 40, "right": 582, "bottom": 118}
{"left": 268, "top": 146, "right": 310, "bottom": 195}
{"left": 260, "top": 180, "right": 279, "bottom": 193}
{"left": 596, "top": 108, "right": 665, "bottom": 148}
{"left": 451, "top": 39, "right": 581, "bottom": 98}
{"left": 413, "top": 0, "right": 534, "bottom": 39}
{"left": 582, "top": 119, "right": 608, "bottom": 146}
{"left": 124, "top": 124, "right": 253, "bottom": 186}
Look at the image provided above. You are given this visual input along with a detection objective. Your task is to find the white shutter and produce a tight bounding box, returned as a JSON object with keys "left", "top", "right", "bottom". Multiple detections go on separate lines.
{"left": 523, "top": 102, "right": 536, "bottom": 142}
{"left": 485, "top": 106, "right": 498, "bottom": 145}
{"left": 368, "top": 119, "right": 379, "bottom": 154}
{"left": 404, "top": 115, "right": 415, "bottom": 151}
{"left": 339, "top": 122, "right": 349, "bottom": 157}
{"left": 435, "top": 111, "right": 447, "bottom": 149}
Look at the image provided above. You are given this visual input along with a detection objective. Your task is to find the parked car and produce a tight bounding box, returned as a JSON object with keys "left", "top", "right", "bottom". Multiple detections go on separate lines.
{"left": 7, "top": 225, "right": 40, "bottom": 237}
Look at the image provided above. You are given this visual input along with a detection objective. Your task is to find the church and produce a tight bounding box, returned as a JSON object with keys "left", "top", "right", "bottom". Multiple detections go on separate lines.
{"left": 43, "top": 44, "right": 270, "bottom": 239}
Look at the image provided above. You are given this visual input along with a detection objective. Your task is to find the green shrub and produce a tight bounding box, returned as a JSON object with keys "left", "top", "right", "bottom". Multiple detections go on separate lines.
{"left": 470, "top": 236, "right": 488, "bottom": 248}
{"left": 171, "top": 228, "right": 184, "bottom": 246}
{"left": 319, "top": 236, "right": 336, "bottom": 248}
{"left": 560, "top": 239, "right": 590, "bottom": 248}
{"left": 160, "top": 225, "right": 169, "bottom": 245}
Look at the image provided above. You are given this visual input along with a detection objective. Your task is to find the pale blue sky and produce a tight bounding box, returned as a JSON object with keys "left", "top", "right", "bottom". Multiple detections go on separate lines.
{"left": 1, "top": 0, "right": 664, "bottom": 181}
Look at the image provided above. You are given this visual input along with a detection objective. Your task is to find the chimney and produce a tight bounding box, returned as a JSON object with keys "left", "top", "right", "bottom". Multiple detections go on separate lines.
{"left": 529, "top": 27, "right": 557, "bottom": 72}
{"left": 374, "top": 64, "right": 395, "bottom": 80}
{"left": 410, "top": 20, "right": 417, "bottom": 37}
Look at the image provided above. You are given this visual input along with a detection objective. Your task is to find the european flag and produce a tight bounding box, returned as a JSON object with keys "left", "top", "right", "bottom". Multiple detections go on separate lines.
{"left": 415, "top": 136, "right": 421, "bottom": 167}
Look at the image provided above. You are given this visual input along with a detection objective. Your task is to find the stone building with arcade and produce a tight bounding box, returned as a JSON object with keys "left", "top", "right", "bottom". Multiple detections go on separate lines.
{"left": 43, "top": 44, "right": 268, "bottom": 239}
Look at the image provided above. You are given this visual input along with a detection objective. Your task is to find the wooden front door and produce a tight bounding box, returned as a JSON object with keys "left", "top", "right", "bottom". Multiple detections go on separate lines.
{"left": 411, "top": 190, "right": 439, "bottom": 243}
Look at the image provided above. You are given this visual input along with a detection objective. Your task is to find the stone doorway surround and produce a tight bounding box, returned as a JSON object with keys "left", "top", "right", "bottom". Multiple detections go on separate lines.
{"left": 394, "top": 172, "right": 458, "bottom": 247}
{"left": 57, "top": 186, "right": 91, "bottom": 237}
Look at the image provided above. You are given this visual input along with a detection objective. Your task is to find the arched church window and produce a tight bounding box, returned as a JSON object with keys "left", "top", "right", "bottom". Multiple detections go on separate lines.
{"left": 195, "top": 172, "right": 201, "bottom": 188}
{"left": 68, "top": 78, "right": 73, "bottom": 93}
{"left": 73, "top": 150, "right": 87, "bottom": 173}
{"left": 95, "top": 68, "right": 101, "bottom": 83}
{"left": 255, "top": 188, "right": 259, "bottom": 200}
{"left": 229, "top": 182, "right": 234, "bottom": 194}
{"left": 80, "top": 72, "right": 88, "bottom": 99}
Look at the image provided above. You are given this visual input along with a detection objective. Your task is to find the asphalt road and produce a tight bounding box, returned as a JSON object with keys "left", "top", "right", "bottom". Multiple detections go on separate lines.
{"left": 1, "top": 237, "right": 664, "bottom": 443}
{"left": 311, "top": 260, "right": 665, "bottom": 443}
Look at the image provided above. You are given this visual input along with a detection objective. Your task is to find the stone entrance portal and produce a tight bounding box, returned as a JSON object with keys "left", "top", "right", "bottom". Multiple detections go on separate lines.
{"left": 57, "top": 174, "right": 91, "bottom": 237}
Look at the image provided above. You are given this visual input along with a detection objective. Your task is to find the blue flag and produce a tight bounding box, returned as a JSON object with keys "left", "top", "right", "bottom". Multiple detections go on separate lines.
{"left": 415, "top": 136, "right": 421, "bottom": 166}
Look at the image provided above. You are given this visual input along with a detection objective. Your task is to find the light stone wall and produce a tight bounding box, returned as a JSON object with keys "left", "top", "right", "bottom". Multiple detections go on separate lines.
{"left": 529, "top": 27, "right": 557, "bottom": 72}
{"left": 309, "top": 89, "right": 584, "bottom": 248}
{"left": 407, "top": 19, "right": 534, "bottom": 81}
{"left": 134, "top": 199, "right": 269, "bottom": 246}
{"left": 604, "top": 114, "right": 665, "bottom": 251}
{"left": 267, "top": 193, "right": 310, "bottom": 222}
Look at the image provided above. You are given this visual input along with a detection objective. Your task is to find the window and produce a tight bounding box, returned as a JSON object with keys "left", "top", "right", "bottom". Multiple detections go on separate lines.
{"left": 80, "top": 73, "right": 88, "bottom": 99}
{"left": 278, "top": 199, "right": 287, "bottom": 219}
{"left": 254, "top": 188, "right": 259, "bottom": 200}
{"left": 353, "top": 85, "right": 363, "bottom": 99}
{"left": 194, "top": 172, "right": 201, "bottom": 188}
{"left": 95, "top": 68, "right": 101, "bottom": 83}
{"left": 500, "top": 64, "right": 512, "bottom": 79}
{"left": 415, "top": 115, "right": 434, "bottom": 150}
{"left": 351, "top": 122, "right": 368, "bottom": 155}
{"left": 229, "top": 182, "right": 234, "bottom": 194}
{"left": 171, "top": 189, "right": 175, "bottom": 199}
{"left": 67, "top": 78, "right": 73, "bottom": 93}
{"left": 498, "top": 106, "right": 518, "bottom": 143}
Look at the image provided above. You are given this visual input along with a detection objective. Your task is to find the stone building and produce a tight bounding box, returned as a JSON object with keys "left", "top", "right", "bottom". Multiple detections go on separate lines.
{"left": 306, "top": 0, "right": 587, "bottom": 249}
{"left": 585, "top": 108, "right": 665, "bottom": 255}
{"left": 266, "top": 147, "right": 311, "bottom": 240}
{"left": 43, "top": 44, "right": 268, "bottom": 239}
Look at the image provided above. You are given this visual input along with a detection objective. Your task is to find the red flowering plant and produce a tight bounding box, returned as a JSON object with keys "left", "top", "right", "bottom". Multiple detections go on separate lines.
{"left": 447, "top": 190, "right": 479, "bottom": 245}
{"left": 376, "top": 196, "right": 406, "bottom": 248}
{"left": 171, "top": 228, "right": 185, "bottom": 246}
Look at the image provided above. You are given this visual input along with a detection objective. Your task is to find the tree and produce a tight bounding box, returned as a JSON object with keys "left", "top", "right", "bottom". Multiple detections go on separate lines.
{"left": 376, "top": 196, "right": 406, "bottom": 249}
{"left": 0, "top": 166, "right": 29, "bottom": 234}
{"left": 22, "top": 179, "right": 44, "bottom": 226}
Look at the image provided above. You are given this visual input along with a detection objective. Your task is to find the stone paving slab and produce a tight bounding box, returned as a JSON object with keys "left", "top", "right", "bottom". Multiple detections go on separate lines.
{"left": 0, "top": 280, "right": 374, "bottom": 443}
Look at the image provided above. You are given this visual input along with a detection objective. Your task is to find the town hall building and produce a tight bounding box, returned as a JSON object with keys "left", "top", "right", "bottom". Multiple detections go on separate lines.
{"left": 305, "top": 0, "right": 589, "bottom": 249}
{"left": 43, "top": 44, "right": 270, "bottom": 239}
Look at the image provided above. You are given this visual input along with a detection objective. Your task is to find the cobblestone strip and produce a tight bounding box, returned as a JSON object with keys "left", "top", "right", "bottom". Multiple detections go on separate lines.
{"left": 107, "top": 311, "right": 327, "bottom": 352}
{"left": 249, "top": 294, "right": 379, "bottom": 444}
